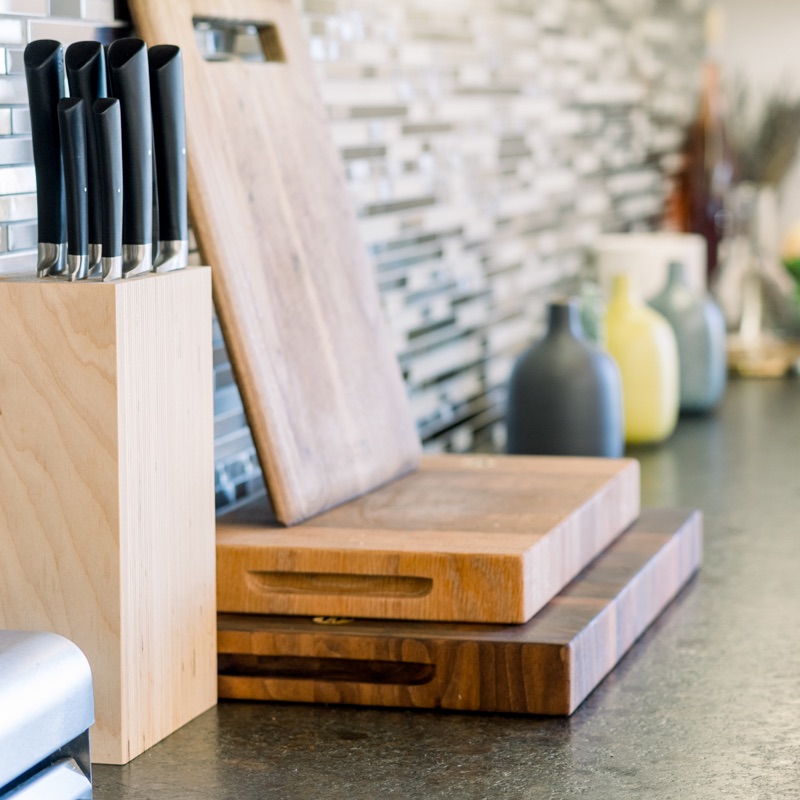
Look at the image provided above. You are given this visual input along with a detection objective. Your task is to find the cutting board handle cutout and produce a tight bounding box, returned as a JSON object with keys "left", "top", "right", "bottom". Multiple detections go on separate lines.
{"left": 193, "top": 16, "right": 285, "bottom": 63}
{"left": 218, "top": 653, "right": 436, "bottom": 686}
{"left": 246, "top": 571, "right": 434, "bottom": 599}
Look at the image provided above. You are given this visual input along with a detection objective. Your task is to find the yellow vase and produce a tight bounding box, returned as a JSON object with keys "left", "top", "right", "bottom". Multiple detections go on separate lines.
{"left": 606, "top": 274, "right": 679, "bottom": 444}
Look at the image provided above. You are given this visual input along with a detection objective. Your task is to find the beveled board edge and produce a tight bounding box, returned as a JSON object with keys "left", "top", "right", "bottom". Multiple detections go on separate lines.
{"left": 565, "top": 507, "right": 702, "bottom": 712}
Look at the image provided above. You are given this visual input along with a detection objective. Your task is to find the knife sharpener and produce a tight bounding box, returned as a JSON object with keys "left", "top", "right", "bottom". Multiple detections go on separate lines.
{"left": 0, "top": 269, "right": 216, "bottom": 765}
{"left": 0, "top": 631, "right": 93, "bottom": 800}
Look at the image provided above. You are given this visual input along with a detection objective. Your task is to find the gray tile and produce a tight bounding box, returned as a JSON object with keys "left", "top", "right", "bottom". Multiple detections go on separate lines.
{"left": 11, "top": 106, "right": 29, "bottom": 133}
{"left": 0, "top": 247, "right": 34, "bottom": 273}
{"left": 363, "top": 196, "right": 436, "bottom": 216}
{"left": 349, "top": 105, "right": 407, "bottom": 119}
{"left": 6, "top": 47, "right": 23, "bottom": 74}
{"left": 0, "top": 136, "right": 31, "bottom": 165}
{"left": 304, "top": 0, "right": 337, "bottom": 14}
{"left": 7, "top": 219, "right": 36, "bottom": 250}
{"left": 49, "top": 0, "right": 81, "bottom": 17}
{"left": 0, "top": 74, "right": 28, "bottom": 104}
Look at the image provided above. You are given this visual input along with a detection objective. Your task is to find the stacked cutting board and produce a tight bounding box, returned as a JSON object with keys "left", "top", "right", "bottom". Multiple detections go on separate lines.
{"left": 128, "top": 0, "right": 702, "bottom": 715}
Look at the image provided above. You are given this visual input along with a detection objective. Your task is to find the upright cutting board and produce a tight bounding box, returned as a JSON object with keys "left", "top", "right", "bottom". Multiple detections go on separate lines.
{"left": 218, "top": 508, "right": 703, "bottom": 715}
{"left": 128, "top": 0, "right": 421, "bottom": 524}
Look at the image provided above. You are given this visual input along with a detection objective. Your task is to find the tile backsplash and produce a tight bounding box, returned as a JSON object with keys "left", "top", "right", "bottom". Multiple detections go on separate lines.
{"left": 0, "top": 0, "right": 705, "bottom": 512}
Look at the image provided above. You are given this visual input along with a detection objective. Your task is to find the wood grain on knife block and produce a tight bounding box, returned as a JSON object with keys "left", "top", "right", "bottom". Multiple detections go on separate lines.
{"left": 218, "top": 508, "right": 702, "bottom": 715}
{"left": 0, "top": 269, "right": 217, "bottom": 765}
{"left": 217, "top": 454, "right": 641, "bottom": 623}
{"left": 127, "top": 0, "right": 422, "bottom": 525}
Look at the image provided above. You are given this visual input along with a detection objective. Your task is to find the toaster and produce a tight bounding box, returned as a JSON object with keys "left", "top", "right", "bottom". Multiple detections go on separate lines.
{"left": 0, "top": 631, "right": 94, "bottom": 799}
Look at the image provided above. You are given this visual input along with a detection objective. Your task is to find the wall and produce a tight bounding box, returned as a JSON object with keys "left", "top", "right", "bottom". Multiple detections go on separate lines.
{"left": 0, "top": 0, "right": 705, "bottom": 512}
{"left": 715, "top": 0, "right": 800, "bottom": 240}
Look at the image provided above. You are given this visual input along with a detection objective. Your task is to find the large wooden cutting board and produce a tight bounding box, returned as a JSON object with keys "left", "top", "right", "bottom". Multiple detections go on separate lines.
{"left": 217, "top": 455, "right": 641, "bottom": 623}
{"left": 128, "top": 0, "right": 421, "bottom": 524}
{"left": 218, "top": 508, "right": 702, "bottom": 715}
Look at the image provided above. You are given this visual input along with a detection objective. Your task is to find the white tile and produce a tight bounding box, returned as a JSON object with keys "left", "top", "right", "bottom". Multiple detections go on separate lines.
{"left": 0, "top": 0, "right": 46, "bottom": 15}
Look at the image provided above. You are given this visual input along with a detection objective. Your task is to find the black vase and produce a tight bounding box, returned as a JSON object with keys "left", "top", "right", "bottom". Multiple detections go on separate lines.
{"left": 506, "top": 299, "right": 624, "bottom": 457}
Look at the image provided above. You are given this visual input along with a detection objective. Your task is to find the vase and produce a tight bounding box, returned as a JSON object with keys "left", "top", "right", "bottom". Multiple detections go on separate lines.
{"left": 505, "top": 299, "right": 624, "bottom": 458}
{"left": 649, "top": 261, "right": 727, "bottom": 413}
{"left": 606, "top": 274, "right": 679, "bottom": 445}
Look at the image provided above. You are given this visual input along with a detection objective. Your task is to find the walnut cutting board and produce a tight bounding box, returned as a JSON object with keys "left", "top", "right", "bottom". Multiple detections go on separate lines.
{"left": 217, "top": 455, "right": 641, "bottom": 623}
{"left": 127, "top": 0, "right": 421, "bottom": 524}
{"left": 218, "top": 508, "right": 702, "bottom": 715}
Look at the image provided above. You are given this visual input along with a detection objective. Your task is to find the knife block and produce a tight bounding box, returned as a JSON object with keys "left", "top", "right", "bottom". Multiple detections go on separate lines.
{"left": 0, "top": 267, "right": 216, "bottom": 765}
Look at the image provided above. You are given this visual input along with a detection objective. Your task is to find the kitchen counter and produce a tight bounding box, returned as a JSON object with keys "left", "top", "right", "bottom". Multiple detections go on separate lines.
{"left": 93, "top": 377, "right": 800, "bottom": 799}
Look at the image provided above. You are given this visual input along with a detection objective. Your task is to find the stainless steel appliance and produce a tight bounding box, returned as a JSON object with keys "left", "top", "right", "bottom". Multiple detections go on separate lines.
{"left": 0, "top": 631, "right": 93, "bottom": 799}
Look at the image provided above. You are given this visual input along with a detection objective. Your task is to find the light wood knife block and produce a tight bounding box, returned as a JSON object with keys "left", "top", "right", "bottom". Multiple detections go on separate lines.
{"left": 0, "top": 267, "right": 217, "bottom": 765}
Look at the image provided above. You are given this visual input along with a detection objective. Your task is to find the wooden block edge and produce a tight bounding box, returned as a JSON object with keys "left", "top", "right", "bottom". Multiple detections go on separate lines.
{"left": 565, "top": 508, "right": 703, "bottom": 713}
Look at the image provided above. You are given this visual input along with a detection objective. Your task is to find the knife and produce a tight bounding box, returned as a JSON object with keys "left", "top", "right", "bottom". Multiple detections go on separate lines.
{"left": 92, "top": 98, "right": 123, "bottom": 281}
{"left": 107, "top": 38, "right": 152, "bottom": 278}
{"left": 148, "top": 44, "right": 188, "bottom": 273}
{"left": 24, "top": 39, "right": 67, "bottom": 277}
{"left": 57, "top": 98, "right": 88, "bottom": 281}
{"left": 65, "top": 41, "right": 107, "bottom": 277}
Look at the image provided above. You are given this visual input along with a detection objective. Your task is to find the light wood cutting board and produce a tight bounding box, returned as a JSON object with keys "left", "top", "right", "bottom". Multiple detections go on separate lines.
{"left": 218, "top": 508, "right": 702, "bottom": 715}
{"left": 128, "top": 0, "right": 421, "bottom": 524}
{"left": 216, "top": 455, "right": 641, "bottom": 623}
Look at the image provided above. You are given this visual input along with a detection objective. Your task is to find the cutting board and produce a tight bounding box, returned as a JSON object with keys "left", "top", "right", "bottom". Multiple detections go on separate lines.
{"left": 218, "top": 508, "right": 702, "bottom": 715}
{"left": 217, "top": 455, "right": 641, "bottom": 623}
{"left": 128, "top": 0, "right": 421, "bottom": 524}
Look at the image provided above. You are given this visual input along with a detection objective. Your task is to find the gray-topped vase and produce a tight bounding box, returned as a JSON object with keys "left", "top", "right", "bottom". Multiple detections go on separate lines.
{"left": 649, "top": 260, "right": 727, "bottom": 413}
{"left": 506, "top": 298, "right": 624, "bottom": 457}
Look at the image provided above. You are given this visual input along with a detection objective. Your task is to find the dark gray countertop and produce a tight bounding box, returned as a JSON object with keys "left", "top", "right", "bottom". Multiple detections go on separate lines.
{"left": 93, "top": 378, "right": 800, "bottom": 799}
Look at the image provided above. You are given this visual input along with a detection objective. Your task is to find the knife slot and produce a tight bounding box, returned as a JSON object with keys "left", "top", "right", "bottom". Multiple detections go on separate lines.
{"left": 193, "top": 17, "right": 285, "bottom": 63}
{"left": 218, "top": 654, "right": 436, "bottom": 686}
{"left": 246, "top": 571, "right": 433, "bottom": 599}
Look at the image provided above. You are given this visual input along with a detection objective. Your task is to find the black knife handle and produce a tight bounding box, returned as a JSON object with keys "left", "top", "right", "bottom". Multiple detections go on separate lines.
{"left": 148, "top": 44, "right": 187, "bottom": 244}
{"left": 107, "top": 38, "right": 152, "bottom": 247}
{"left": 24, "top": 40, "right": 66, "bottom": 248}
{"left": 57, "top": 98, "right": 88, "bottom": 258}
{"left": 92, "top": 98, "right": 123, "bottom": 260}
{"left": 66, "top": 42, "right": 107, "bottom": 248}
